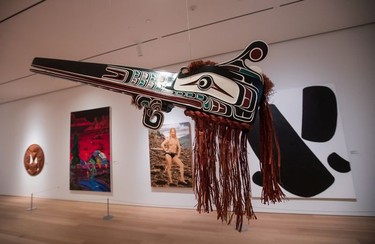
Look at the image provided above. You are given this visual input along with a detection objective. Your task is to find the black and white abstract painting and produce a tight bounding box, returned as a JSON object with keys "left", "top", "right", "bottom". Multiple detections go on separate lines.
{"left": 248, "top": 84, "right": 355, "bottom": 199}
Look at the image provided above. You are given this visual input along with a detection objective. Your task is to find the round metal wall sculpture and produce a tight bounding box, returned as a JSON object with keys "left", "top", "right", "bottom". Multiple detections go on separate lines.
{"left": 24, "top": 144, "right": 45, "bottom": 176}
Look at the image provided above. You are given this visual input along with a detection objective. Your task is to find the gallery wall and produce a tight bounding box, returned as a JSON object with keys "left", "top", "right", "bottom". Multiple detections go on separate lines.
{"left": 0, "top": 23, "right": 374, "bottom": 216}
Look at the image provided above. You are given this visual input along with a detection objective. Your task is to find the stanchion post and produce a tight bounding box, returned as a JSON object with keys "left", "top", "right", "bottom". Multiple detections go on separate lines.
{"left": 26, "top": 193, "right": 37, "bottom": 211}
{"left": 103, "top": 198, "right": 113, "bottom": 220}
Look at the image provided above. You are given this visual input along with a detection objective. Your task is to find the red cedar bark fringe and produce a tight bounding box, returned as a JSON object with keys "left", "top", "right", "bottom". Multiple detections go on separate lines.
{"left": 184, "top": 60, "right": 284, "bottom": 230}
{"left": 259, "top": 75, "right": 285, "bottom": 204}
{"left": 185, "top": 110, "right": 256, "bottom": 231}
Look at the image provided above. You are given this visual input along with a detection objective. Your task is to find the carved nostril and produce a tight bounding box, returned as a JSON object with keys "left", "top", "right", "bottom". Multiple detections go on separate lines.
{"left": 180, "top": 67, "right": 189, "bottom": 74}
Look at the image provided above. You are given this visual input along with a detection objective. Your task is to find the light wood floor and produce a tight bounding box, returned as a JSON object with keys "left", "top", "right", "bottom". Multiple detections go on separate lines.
{"left": 0, "top": 195, "right": 374, "bottom": 244}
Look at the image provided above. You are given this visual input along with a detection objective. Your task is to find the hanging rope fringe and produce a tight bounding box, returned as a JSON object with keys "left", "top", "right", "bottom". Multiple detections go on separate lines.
{"left": 259, "top": 74, "right": 285, "bottom": 204}
{"left": 184, "top": 73, "right": 285, "bottom": 232}
{"left": 185, "top": 110, "right": 256, "bottom": 231}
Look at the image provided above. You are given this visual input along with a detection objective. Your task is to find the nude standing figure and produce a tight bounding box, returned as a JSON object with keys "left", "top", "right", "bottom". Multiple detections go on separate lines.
{"left": 161, "top": 128, "right": 186, "bottom": 184}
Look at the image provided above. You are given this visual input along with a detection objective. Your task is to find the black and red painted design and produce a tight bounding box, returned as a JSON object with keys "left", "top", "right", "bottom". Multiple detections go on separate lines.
{"left": 30, "top": 41, "right": 267, "bottom": 130}
{"left": 30, "top": 41, "right": 283, "bottom": 231}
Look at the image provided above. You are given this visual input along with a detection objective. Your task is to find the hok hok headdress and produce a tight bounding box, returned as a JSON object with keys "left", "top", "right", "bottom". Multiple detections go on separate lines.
{"left": 31, "top": 40, "right": 285, "bottom": 231}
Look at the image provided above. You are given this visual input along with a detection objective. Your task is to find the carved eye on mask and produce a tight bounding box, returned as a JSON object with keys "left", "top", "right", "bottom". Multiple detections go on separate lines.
{"left": 197, "top": 75, "right": 213, "bottom": 91}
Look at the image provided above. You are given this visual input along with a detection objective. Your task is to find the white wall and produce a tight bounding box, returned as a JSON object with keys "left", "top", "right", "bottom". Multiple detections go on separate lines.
{"left": 0, "top": 24, "right": 374, "bottom": 216}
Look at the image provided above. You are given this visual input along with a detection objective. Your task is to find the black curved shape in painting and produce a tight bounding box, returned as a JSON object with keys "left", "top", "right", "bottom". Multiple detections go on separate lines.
{"left": 302, "top": 86, "right": 337, "bottom": 142}
{"left": 328, "top": 152, "right": 351, "bottom": 173}
{"left": 248, "top": 104, "right": 334, "bottom": 197}
{"left": 252, "top": 171, "right": 263, "bottom": 186}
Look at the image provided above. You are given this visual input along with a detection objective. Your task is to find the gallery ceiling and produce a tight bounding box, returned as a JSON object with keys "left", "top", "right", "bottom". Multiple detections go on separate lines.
{"left": 0, "top": 0, "right": 374, "bottom": 105}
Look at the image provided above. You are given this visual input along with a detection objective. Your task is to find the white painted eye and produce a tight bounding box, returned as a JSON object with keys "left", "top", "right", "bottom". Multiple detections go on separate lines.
{"left": 197, "top": 75, "right": 213, "bottom": 91}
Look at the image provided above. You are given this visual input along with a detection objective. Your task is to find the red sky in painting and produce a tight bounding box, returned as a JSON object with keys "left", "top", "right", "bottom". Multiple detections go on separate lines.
{"left": 70, "top": 107, "right": 111, "bottom": 163}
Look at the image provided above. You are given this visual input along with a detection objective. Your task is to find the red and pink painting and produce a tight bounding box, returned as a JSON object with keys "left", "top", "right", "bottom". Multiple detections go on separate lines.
{"left": 70, "top": 107, "right": 111, "bottom": 192}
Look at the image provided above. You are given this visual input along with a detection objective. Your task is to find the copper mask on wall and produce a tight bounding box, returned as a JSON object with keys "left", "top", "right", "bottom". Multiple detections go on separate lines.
{"left": 24, "top": 144, "right": 45, "bottom": 176}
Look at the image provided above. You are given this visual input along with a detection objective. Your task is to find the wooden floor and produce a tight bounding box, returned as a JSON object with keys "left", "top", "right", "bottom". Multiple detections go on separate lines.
{"left": 0, "top": 195, "right": 374, "bottom": 244}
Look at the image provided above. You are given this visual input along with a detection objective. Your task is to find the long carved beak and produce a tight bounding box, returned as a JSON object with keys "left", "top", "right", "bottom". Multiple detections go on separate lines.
{"left": 30, "top": 41, "right": 268, "bottom": 129}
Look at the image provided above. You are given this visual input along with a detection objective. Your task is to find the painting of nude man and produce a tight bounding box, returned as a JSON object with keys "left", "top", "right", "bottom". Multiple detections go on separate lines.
{"left": 148, "top": 122, "right": 193, "bottom": 188}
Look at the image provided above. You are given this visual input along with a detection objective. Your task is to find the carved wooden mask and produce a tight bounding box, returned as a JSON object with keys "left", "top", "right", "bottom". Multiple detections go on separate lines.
{"left": 24, "top": 144, "right": 45, "bottom": 176}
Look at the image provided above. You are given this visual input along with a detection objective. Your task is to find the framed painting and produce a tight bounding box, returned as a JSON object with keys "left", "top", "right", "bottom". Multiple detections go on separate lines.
{"left": 70, "top": 107, "right": 111, "bottom": 192}
{"left": 148, "top": 122, "right": 193, "bottom": 188}
{"left": 248, "top": 84, "right": 355, "bottom": 199}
